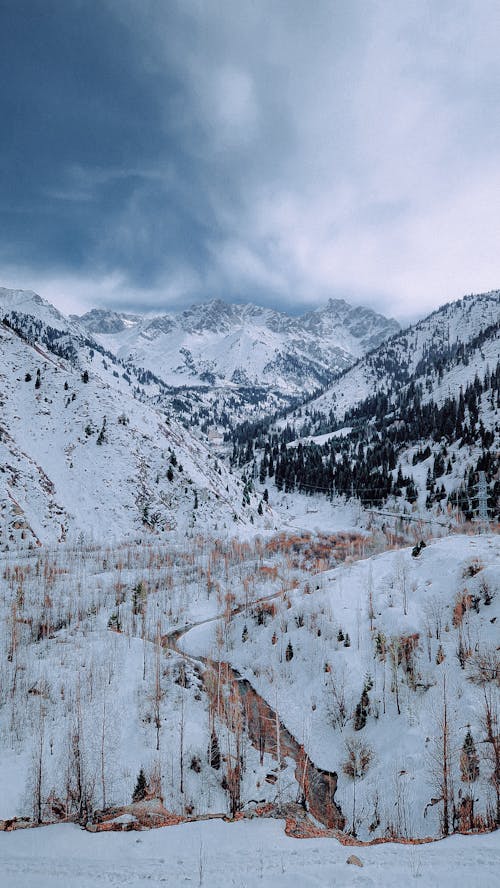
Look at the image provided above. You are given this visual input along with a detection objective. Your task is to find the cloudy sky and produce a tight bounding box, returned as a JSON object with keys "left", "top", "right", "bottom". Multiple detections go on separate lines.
{"left": 1, "top": 0, "right": 499, "bottom": 320}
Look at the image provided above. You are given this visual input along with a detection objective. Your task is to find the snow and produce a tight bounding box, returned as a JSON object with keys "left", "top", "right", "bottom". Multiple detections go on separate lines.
{"left": 0, "top": 820, "right": 499, "bottom": 887}
{"left": 288, "top": 428, "right": 353, "bottom": 448}
{"left": 307, "top": 290, "right": 500, "bottom": 421}
{"left": 76, "top": 296, "right": 399, "bottom": 396}
{"left": 0, "top": 287, "right": 498, "bottom": 883}
{"left": 181, "top": 534, "right": 500, "bottom": 839}
{"left": 0, "top": 321, "right": 270, "bottom": 546}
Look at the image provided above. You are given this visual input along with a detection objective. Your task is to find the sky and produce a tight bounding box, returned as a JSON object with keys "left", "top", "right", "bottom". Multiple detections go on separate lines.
{"left": 0, "top": 0, "right": 499, "bottom": 322}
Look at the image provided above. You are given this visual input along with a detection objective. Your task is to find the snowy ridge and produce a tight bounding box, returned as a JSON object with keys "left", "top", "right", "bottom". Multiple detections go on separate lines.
{"left": 306, "top": 291, "right": 499, "bottom": 421}
{"left": 76, "top": 297, "right": 399, "bottom": 394}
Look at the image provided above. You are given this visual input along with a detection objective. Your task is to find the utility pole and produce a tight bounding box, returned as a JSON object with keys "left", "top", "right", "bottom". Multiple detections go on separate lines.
{"left": 476, "top": 471, "right": 490, "bottom": 533}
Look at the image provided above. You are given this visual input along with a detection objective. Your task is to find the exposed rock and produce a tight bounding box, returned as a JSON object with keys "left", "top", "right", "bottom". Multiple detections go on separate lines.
{"left": 347, "top": 854, "right": 364, "bottom": 867}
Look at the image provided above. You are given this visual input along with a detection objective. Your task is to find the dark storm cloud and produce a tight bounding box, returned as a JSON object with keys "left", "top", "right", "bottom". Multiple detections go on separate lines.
{"left": 0, "top": 1, "right": 211, "bottom": 279}
{"left": 1, "top": 0, "right": 499, "bottom": 318}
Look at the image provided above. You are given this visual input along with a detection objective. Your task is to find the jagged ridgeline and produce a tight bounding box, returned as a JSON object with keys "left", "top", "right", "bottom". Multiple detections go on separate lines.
{"left": 232, "top": 293, "right": 499, "bottom": 520}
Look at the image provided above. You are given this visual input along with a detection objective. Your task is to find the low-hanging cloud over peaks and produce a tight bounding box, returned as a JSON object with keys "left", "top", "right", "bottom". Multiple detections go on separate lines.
{"left": 1, "top": 0, "right": 499, "bottom": 320}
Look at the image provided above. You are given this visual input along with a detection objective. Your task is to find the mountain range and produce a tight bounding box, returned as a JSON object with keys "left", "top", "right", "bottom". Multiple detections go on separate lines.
{"left": 75, "top": 298, "right": 399, "bottom": 401}
{"left": 1, "top": 286, "right": 498, "bottom": 542}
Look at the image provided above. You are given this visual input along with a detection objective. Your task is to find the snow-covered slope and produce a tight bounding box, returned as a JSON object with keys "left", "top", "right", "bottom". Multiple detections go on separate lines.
{"left": 306, "top": 291, "right": 499, "bottom": 421}
{"left": 1, "top": 528, "right": 497, "bottom": 847}
{"left": 182, "top": 533, "right": 500, "bottom": 840}
{"left": 1, "top": 288, "right": 399, "bottom": 432}
{"left": 0, "top": 287, "right": 77, "bottom": 333}
{"left": 245, "top": 291, "right": 499, "bottom": 520}
{"left": 0, "top": 318, "right": 270, "bottom": 547}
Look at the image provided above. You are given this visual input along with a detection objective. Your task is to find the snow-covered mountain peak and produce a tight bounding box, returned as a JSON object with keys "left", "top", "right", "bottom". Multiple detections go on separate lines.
{"left": 0, "top": 287, "right": 69, "bottom": 330}
{"left": 75, "top": 307, "right": 141, "bottom": 334}
{"left": 73, "top": 295, "right": 399, "bottom": 400}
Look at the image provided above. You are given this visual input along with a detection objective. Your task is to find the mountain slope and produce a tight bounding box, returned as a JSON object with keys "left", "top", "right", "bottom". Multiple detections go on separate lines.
{"left": 0, "top": 317, "right": 270, "bottom": 548}
{"left": 306, "top": 291, "right": 499, "bottom": 421}
{"left": 235, "top": 292, "right": 500, "bottom": 522}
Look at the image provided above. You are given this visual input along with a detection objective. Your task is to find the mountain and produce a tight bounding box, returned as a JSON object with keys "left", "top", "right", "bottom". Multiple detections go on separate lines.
{"left": 0, "top": 303, "right": 272, "bottom": 548}
{"left": 0, "top": 287, "right": 73, "bottom": 332}
{"left": 236, "top": 291, "right": 500, "bottom": 522}
{"left": 74, "top": 298, "right": 399, "bottom": 426}
{"left": 305, "top": 291, "right": 500, "bottom": 421}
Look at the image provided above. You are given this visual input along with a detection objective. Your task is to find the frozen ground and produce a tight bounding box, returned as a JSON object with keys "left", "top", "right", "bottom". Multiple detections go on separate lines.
{"left": 1, "top": 820, "right": 499, "bottom": 887}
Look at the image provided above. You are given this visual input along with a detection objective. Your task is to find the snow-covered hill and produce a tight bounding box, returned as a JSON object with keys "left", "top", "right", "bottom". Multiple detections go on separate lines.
{"left": 0, "top": 288, "right": 399, "bottom": 432}
{"left": 182, "top": 533, "right": 500, "bottom": 840}
{"left": 241, "top": 291, "right": 499, "bottom": 522}
{"left": 0, "top": 529, "right": 498, "bottom": 847}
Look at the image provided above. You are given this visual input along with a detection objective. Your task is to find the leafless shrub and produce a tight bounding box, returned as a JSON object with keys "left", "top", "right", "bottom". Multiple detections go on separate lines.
{"left": 467, "top": 647, "right": 500, "bottom": 686}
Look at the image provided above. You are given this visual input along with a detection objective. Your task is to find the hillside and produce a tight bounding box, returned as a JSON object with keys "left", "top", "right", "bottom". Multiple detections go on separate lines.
{"left": 0, "top": 316, "right": 270, "bottom": 548}
{"left": 236, "top": 292, "right": 500, "bottom": 523}
{"left": 0, "top": 530, "right": 498, "bottom": 847}
{"left": 0, "top": 288, "right": 399, "bottom": 434}
{"left": 305, "top": 291, "right": 500, "bottom": 421}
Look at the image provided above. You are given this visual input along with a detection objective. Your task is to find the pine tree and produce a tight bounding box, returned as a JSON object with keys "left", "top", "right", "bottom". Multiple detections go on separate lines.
{"left": 460, "top": 729, "right": 480, "bottom": 783}
{"left": 209, "top": 730, "right": 221, "bottom": 770}
{"left": 132, "top": 767, "right": 148, "bottom": 802}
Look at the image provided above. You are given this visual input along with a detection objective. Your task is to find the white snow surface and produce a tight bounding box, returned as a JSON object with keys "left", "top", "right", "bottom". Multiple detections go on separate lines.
{"left": 0, "top": 319, "right": 271, "bottom": 546}
{"left": 0, "top": 820, "right": 499, "bottom": 887}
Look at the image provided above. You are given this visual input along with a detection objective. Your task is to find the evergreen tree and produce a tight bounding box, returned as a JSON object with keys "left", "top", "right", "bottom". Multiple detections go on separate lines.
{"left": 132, "top": 767, "right": 148, "bottom": 802}
{"left": 460, "top": 729, "right": 480, "bottom": 783}
{"left": 209, "top": 730, "right": 221, "bottom": 770}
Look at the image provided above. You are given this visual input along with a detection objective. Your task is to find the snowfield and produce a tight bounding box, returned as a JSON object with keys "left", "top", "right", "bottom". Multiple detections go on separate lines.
{"left": 1, "top": 819, "right": 499, "bottom": 887}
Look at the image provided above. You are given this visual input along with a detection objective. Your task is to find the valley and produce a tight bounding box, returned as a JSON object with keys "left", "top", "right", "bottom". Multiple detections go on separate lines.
{"left": 0, "top": 287, "right": 498, "bottom": 887}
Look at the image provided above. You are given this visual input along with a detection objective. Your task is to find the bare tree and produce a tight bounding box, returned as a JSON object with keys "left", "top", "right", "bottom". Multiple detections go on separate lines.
{"left": 342, "top": 737, "right": 373, "bottom": 836}
{"left": 388, "top": 637, "right": 401, "bottom": 715}
{"left": 100, "top": 692, "right": 107, "bottom": 809}
{"left": 150, "top": 618, "right": 165, "bottom": 752}
{"left": 425, "top": 676, "right": 454, "bottom": 836}
{"left": 367, "top": 562, "right": 375, "bottom": 632}
{"left": 32, "top": 698, "right": 45, "bottom": 823}
{"left": 481, "top": 688, "right": 500, "bottom": 826}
